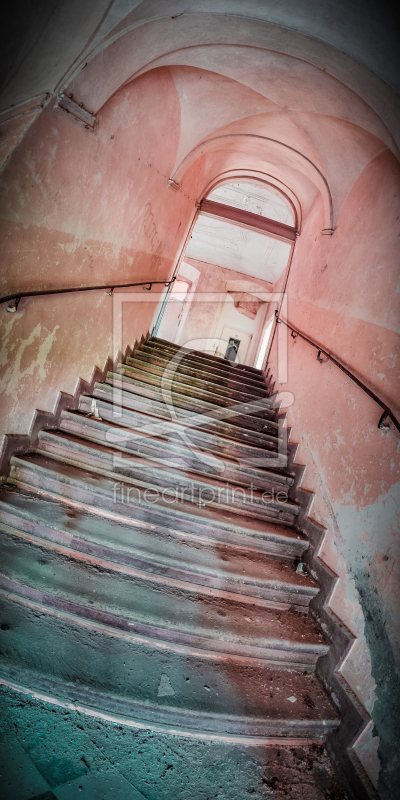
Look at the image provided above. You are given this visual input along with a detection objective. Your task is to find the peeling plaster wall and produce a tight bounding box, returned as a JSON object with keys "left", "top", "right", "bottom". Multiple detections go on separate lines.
{"left": 0, "top": 68, "right": 193, "bottom": 436}
{"left": 267, "top": 151, "right": 400, "bottom": 797}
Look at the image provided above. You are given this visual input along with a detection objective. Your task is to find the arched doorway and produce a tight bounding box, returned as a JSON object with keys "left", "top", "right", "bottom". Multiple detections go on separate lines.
{"left": 158, "top": 180, "right": 296, "bottom": 367}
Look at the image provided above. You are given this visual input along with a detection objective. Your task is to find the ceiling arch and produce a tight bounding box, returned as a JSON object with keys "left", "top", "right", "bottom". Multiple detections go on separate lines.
{"left": 85, "top": 1, "right": 400, "bottom": 96}
{"left": 65, "top": 12, "right": 400, "bottom": 151}
{"left": 200, "top": 171, "right": 302, "bottom": 232}
{"left": 59, "top": 15, "right": 399, "bottom": 231}
{"left": 3, "top": 1, "right": 399, "bottom": 119}
{"left": 47, "top": 8, "right": 398, "bottom": 235}
{"left": 1, "top": 3, "right": 395, "bottom": 245}
{"left": 171, "top": 133, "right": 333, "bottom": 230}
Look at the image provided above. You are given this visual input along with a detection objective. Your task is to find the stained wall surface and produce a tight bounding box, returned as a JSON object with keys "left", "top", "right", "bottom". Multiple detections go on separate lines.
{"left": 268, "top": 151, "right": 400, "bottom": 794}
{"left": 0, "top": 68, "right": 192, "bottom": 437}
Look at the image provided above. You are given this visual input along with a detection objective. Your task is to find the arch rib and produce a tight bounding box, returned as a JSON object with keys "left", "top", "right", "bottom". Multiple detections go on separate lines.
{"left": 171, "top": 134, "right": 333, "bottom": 230}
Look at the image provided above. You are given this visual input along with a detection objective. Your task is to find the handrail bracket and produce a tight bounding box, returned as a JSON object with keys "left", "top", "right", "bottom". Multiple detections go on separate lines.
{"left": 7, "top": 297, "right": 20, "bottom": 313}
{"left": 276, "top": 316, "right": 400, "bottom": 435}
{"left": 378, "top": 412, "right": 390, "bottom": 430}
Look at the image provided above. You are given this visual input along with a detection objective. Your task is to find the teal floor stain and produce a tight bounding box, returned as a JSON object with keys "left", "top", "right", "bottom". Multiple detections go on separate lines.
{"left": 0, "top": 687, "right": 347, "bottom": 799}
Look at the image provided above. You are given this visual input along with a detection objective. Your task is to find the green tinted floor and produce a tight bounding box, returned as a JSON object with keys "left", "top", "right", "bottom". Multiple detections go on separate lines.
{"left": 0, "top": 687, "right": 347, "bottom": 800}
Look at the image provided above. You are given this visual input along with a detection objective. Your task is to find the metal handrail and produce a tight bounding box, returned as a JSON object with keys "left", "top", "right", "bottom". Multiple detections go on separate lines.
{"left": 1, "top": 277, "right": 176, "bottom": 312}
{"left": 277, "top": 315, "right": 400, "bottom": 433}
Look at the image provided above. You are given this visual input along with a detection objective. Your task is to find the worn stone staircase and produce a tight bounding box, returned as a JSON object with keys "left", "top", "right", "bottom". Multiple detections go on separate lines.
{"left": 0, "top": 336, "right": 339, "bottom": 745}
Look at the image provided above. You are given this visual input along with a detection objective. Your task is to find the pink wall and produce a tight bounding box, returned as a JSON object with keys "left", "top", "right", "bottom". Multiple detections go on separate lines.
{"left": 267, "top": 149, "right": 400, "bottom": 787}
{"left": 0, "top": 68, "right": 194, "bottom": 437}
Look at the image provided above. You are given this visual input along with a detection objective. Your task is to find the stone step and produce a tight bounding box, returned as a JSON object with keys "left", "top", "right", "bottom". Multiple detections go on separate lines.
{"left": 92, "top": 382, "right": 282, "bottom": 449}
{"left": 106, "top": 374, "right": 279, "bottom": 436}
{"left": 140, "top": 345, "right": 267, "bottom": 398}
{"left": 133, "top": 346, "right": 268, "bottom": 390}
{"left": 149, "top": 337, "right": 265, "bottom": 379}
{"left": 36, "top": 431, "right": 299, "bottom": 523}
{"left": 9, "top": 454, "right": 302, "bottom": 547}
{"left": 0, "top": 528, "right": 324, "bottom": 652}
{"left": 134, "top": 347, "right": 268, "bottom": 393}
{"left": 0, "top": 333, "right": 337, "bottom": 750}
{"left": 0, "top": 490, "right": 318, "bottom": 610}
{"left": 117, "top": 363, "right": 274, "bottom": 412}
{"left": 125, "top": 355, "right": 268, "bottom": 402}
{"left": 58, "top": 412, "right": 291, "bottom": 491}
{"left": 0, "top": 593, "right": 339, "bottom": 740}
{"left": 79, "top": 393, "right": 286, "bottom": 468}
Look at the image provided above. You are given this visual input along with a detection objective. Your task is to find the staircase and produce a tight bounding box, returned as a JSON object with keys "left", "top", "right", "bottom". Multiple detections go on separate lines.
{"left": 0, "top": 336, "right": 339, "bottom": 745}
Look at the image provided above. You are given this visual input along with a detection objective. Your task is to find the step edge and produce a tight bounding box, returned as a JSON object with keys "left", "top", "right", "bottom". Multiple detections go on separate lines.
{"left": 0, "top": 488, "right": 306, "bottom": 554}
{"left": 48, "top": 423, "right": 292, "bottom": 488}
{"left": 9, "top": 455, "right": 300, "bottom": 535}
{"left": 0, "top": 521, "right": 318, "bottom": 605}
{"left": 124, "top": 358, "right": 270, "bottom": 399}
{"left": 74, "top": 402, "right": 286, "bottom": 465}
{"left": 131, "top": 352, "right": 268, "bottom": 391}
{"left": 92, "top": 384, "right": 282, "bottom": 447}
{"left": 0, "top": 581, "right": 329, "bottom": 660}
{"left": 0, "top": 669, "right": 340, "bottom": 742}
{"left": 34, "top": 442, "right": 300, "bottom": 520}
{"left": 107, "top": 373, "right": 279, "bottom": 428}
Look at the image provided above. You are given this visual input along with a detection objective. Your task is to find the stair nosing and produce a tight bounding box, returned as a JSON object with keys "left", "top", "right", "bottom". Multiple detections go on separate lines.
{"left": 126, "top": 355, "right": 270, "bottom": 399}
{"left": 0, "top": 578, "right": 329, "bottom": 664}
{"left": 148, "top": 338, "right": 266, "bottom": 379}
{"left": 116, "top": 366, "right": 276, "bottom": 417}
{"left": 56, "top": 416, "right": 291, "bottom": 487}
{"left": 34, "top": 436, "right": 300, "bottom": 520}
{"left": 0, "top": 666, "right": 339, "bottom": 742}
{"left": 76, "top": 400, "right": 286, "bottom": 466}
{"left": 147, "top": 338, "right": 264, "bottom": 371}
{"left": 0, "top": 484, "right": 307, "bottom": 558}
{"left": 108, "top": 372, "right": 278, "bottom": 427}
{"left": 132, "top": 350, "right": 268, "bottom": 393}
{"left": 94, "top": 382, "right": 282, "bottom": 448}
{"left": 9, "top": 453, "right": 300, "bottom": 533}
{"left": 0, "top": 518, "right": 317, "bottom": 607}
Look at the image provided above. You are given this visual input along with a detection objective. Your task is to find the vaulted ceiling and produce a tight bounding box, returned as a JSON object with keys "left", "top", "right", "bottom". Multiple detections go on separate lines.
{"left": 2, "top": 1, "right": 399, "bottom": 242}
